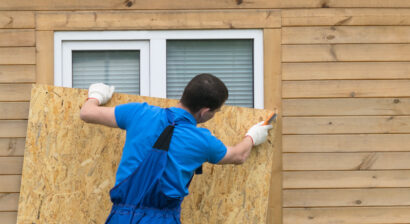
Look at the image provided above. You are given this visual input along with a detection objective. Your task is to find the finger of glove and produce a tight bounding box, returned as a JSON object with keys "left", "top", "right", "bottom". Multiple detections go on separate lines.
{"left": 109, "top": 86, "right": 115, "bottom": 96}
{"left": 89, "top": 83, "right": 106, "bottom": 89}
{"left": 263, "top": 124, "right": 273, "bottom": 130}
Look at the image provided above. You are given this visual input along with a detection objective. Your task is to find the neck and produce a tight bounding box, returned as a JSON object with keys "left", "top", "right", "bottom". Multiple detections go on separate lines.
{"left": 175, "top": 102, "right": 200, "bottom": 123}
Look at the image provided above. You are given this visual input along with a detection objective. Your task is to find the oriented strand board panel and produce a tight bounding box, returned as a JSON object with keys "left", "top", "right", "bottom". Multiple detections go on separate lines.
{"left": 17, "top": 85, "right": 276, "bottom": 224}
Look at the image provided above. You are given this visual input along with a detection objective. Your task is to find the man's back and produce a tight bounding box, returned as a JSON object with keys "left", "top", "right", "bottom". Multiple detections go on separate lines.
{"left": 114, "top": 103, "right": 227, "bottom": 198}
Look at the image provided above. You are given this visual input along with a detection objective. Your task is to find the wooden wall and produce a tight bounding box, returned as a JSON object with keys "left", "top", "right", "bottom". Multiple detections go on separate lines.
{"left": 281, "top": 9, "right": 410, "bottom": 224}
{"left": 1, "top": 1, "right": 409, "bottom": 223}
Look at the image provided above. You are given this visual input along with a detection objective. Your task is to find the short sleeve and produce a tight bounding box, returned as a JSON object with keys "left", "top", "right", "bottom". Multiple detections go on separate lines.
{"left": 115, "top": 103, "right": 146, "bottom": 130}
{"left": 206, "top": 134, "right": 227, "bottom": 164}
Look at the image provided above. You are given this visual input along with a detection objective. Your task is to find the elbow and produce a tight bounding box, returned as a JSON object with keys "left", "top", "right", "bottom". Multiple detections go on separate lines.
{"left": 234, "top": 155, "right": 247, "bottom": 165}
{"left": 80, "top": 108, "right": 92, "bottom": 123}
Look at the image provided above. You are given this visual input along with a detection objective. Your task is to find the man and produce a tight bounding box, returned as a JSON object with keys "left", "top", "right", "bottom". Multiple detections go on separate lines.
{"left": 80, "top": 73, "right": 272, "bottom": 224}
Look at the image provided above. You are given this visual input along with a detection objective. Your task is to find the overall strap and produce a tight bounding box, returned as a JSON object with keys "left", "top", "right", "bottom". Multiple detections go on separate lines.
{"left": 152, "top": 109, "right": 175, "bottom": 151}
{"left": 153, "top": 108, "right": 202, "bottom": 174}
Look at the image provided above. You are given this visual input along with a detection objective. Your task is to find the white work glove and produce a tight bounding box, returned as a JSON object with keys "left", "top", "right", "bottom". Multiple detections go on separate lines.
{"left": 88, "top": 83, "right": 115, "bottom": 105}
{"left": 246, "top": 121, "right": 273, "bottom": 146}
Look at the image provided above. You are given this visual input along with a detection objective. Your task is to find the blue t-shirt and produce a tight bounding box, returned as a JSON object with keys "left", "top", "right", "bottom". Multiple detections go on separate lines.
{"left": 114, "top": 102, "right": 227, "bottom": 197}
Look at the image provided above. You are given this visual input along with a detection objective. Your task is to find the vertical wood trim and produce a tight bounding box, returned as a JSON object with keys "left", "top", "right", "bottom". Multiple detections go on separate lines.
{"left": 264, "top": 28, "right": 282, "bottom": 224}
{"left": 36, "top": 31, "right": 54, "bottom": 85}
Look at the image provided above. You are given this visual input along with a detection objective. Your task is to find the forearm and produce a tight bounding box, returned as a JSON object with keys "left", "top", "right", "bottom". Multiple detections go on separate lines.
{"left": 80, "top": 99, "right": 117, "bottom": 128}
{"left": 219, "top": 136, "right": 253, "bottom": 164}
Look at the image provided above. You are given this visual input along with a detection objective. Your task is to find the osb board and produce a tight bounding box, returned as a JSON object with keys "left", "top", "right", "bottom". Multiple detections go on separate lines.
{"left": 17, "top": 85, "right": 276, "bottom": 224}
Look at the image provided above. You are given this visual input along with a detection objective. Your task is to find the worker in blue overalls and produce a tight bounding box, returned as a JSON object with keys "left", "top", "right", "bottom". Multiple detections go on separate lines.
{"left": 80, "top": 73, "right": 273, "bottom": 224}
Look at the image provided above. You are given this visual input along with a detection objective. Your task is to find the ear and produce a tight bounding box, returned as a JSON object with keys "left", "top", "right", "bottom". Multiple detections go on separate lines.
{"left": 193, "top": 107, "right": 211, "bottom": 123}
{"left": 199, "top": 107, "right": 211, "bottom": 117}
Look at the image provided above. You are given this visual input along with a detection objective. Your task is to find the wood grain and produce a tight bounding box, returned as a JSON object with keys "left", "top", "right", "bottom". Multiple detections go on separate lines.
{"left": 283, "top": 134, "right": 410, "bottom": 152}
{"left": 283, "top": 44, "right": 410, "bottom": 62}
{"left": 284, "top": 170, "right": 410, "bottom": 189}
{"left": 282, "top": 62, "right": 410, "bottom": 80}
{"left": 0, "top": 30, "right": 35, "bottom": 47}
{"left": 283, "top": 207, "right": 410, "bottom": 224}
{"left": 282, "top": 9, "right": 410, "bottom": 26}
{"left": 0, "top": 12, "right": 35, "bottom": 28}
{"left": 0, "top": 65, "right": 35, "bottom": 83}
{"left": 17, "top": 85, "right": 277, "bottom": 224}
{"left": 36, "top": 10, "right": 281, "bottom": 31}
{"left": 283, "top": 98, "right": 410, "bottom": 116}
{"left": 283, "top": 80, "right": 410, "bottom": 98}
{"left": 283, "top": 152, "right": 410, "bottom": 171}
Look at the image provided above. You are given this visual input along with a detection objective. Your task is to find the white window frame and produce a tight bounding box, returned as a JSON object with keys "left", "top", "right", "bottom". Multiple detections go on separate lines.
{"left": 60, "top": 41, "right": 150, "bottom": 96}
{"left": 54, "top": 30, "right": 264, "bottom": 108}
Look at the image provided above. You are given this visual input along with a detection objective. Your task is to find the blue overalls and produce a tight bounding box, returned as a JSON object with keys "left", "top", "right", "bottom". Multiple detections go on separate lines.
{"left": 105, "top": 109, "right": 201, "bottom": 224}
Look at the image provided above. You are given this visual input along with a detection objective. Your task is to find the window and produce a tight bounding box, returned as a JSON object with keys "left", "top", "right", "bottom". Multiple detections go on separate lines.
{"left": 55, "top": 30, "right": 263, "bottom": 108}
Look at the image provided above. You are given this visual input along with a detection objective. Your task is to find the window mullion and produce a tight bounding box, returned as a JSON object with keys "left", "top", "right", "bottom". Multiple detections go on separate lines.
{"left": 149, "top": 39, "right": 167, "bottom": 98}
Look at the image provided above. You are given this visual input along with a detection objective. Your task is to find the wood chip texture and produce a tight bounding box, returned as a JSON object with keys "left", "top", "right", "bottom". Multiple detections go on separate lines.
{"left": 17, "top": 85, "right": 276, "bottom": 224}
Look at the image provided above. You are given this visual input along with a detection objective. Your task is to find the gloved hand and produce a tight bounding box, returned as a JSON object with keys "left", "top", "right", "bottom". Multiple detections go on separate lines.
{"left": 246, "top": 121, "right": 273, "bottom": 146}
{"left": 88, "top": 83, "right": 115, "bottom": 105}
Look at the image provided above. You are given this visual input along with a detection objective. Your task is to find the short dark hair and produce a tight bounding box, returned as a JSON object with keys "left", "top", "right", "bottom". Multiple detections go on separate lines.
{"left": 180, "top": 73, "right": 228, "bottom": 113}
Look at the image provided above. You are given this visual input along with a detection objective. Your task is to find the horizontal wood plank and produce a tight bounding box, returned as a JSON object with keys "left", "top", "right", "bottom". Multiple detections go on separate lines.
{"left": 283, "top": 134, "right": 410, "bottom": 153}
{"left": 0, "top": 193, "right": 18, "bottom": 211}
{"left": 0, "top": 138, "right": 25, "bottom": 156}
{"left": 282, "top": 62, "right": 410, "bottom": 80}
{"left": 282, "top": 44, "right": 410, "bottom": 62}
{"left": 0, "top": 175, "right": 21, "bottom": 192}
{"left": 0, "top": 12, "right": 35, "bottom": 28}
{"left": 0, "top": 65, "right": 35, "bottom": 83}
{"left": 284, "top": 170, "right": 410, "bottom": 189}
{"left": 283, "top": 98, "right": 410, "bottom": 116}
{"left": 1, "top": 0, "right": 280, "bottom": 10}
{"left": 0, "top": 158, "right": 23, "bottom": 175}
{"left": 2, "top": 0, "right": 410, "bottom": 10}
{"left": 0, "top": 47, "right": 35, "bottom": 65}
{"left": 280, "top": 1, "right": 410, "bottom": 8}
{"left": 36, "top": 10, "right": 281, "bottom": 30}
{"left": 284, "top": 188, "right": 410, "bottom": 207}
{"left": 283, "top": 80, "right": 410, "bottom": 98}
{"left": 36, "top": 31, "right": 54, "bottom": 85}
{"left": 0, "top": 84, "right": 32, "bottom": 101}
{"left": 0, "top": 102, "right": 29, "bottom": 119}
{"left": 0, "top": 30, "right": 35, "bottom": 47}
{"left": 283, "top": 26, "right": 410, "bottom": 44}
{"left": 0, "top": 121, "right": 27, "bottom": 138}
{"left": 283, "top": 207, "right": 410, "bottom": 224}
{"left": 282, "top": 9, "right": 410, "bottom": 26}
{"left": 283, "top": 152, "right": 410, "bottom": 171}
{"left": 0, "top": 212, "right": 17, "bottom": 224}
{"left": 283, "top": 116, "right": 410, "bottom": 134}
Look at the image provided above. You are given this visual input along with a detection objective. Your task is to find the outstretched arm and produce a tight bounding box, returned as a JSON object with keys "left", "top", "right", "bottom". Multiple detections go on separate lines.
{"left": 80, "top": 83, "right": 118, "bottom": 128}
{"left": 218, "top": 122, "right": 273, "bottom": 165}
{"left": 80, "top": 99, "right": 117, "bottom": 128}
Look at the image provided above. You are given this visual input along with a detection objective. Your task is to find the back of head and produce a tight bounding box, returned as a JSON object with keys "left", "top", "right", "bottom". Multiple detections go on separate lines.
{"left": 180, "top": 73, "right": 229, "bottom": 113}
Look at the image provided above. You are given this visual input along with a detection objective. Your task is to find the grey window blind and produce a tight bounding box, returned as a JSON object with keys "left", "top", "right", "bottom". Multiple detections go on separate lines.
{"left": 72, "top": 50, "right": 140, "bottom": 95}
{"left": 166, "top": 40, "right": 254, "bottom": 108}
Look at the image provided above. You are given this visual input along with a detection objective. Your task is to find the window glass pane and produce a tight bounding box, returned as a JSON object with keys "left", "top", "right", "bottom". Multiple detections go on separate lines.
{"left": 166, "top": 40, "right": 254, "bottom": 108}
{"left": 72, "top": 50, "right": 140, "bottom": 95}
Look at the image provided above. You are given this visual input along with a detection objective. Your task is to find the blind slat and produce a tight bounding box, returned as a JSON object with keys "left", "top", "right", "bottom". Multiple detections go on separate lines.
{"left": 72, "top": 50, "right": 140, "bottom": 95}
{"left": 166, "top": 40, "right": 254, "bottom": 107}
